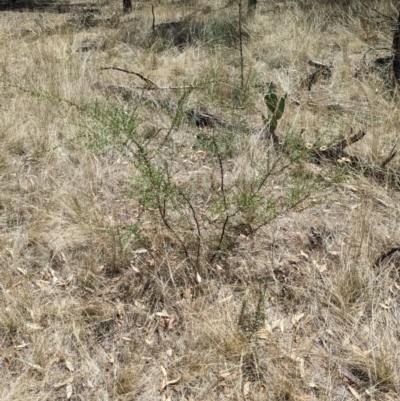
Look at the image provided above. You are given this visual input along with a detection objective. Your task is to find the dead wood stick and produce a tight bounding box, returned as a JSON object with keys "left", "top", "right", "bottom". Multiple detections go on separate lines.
{"left": 314, "top": 131, "right": 366, "bottom": 161}
{"left": 374, "top": 246, "right": 400, "bottom": 267}
{"left": 309, "top": 131, "right": 400, "bottom": 188}
{"left": 331, "top": 131, "right": 366, "bottom": 151}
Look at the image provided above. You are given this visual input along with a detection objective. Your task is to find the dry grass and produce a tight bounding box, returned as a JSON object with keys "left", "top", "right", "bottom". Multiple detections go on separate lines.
{"left": 1, "top": 1, "right": 400, "bottom": 400}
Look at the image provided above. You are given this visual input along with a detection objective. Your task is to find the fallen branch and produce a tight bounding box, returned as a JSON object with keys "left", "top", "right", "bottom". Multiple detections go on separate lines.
{"left": 262, "top": 126, "right": 400, "bottom": 189}
{"left": 374, "top": 246, "right": 400, "bottom": 267}
{"left": 313, "top": 131, "right": 366, "bottom": 161}
{"left": 308, "top": 130, "right": 400, "bottom": 188}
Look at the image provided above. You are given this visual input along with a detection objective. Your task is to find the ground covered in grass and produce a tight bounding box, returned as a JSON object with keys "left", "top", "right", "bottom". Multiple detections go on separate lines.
{"left": 1, "top": 1, "right": 400, "bottom": 400}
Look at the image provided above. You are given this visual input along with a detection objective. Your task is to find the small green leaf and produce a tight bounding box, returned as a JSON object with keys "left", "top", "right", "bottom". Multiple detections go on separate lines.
{"left": 263, "top": 82, "right": 286, "bottom": 132}
{"left": 264, "top": 92, "right": 278, "bottom": 114}
{"left": 274, "top": 94, "right": 286, "bottom": 121}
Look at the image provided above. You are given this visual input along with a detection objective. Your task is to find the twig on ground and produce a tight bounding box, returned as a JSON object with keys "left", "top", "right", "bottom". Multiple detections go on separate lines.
{"left": 332, "top": 130, "right": 366, "bottom": 151}
{"left": 315, "top": 131, "right": 366, "bottom": 160}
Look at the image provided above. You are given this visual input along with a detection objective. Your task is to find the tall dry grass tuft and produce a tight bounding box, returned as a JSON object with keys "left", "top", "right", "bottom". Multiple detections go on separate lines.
{"left": 1, "top": 1, "right": 400, "bottom": 400}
